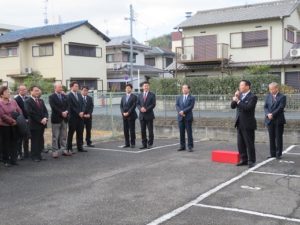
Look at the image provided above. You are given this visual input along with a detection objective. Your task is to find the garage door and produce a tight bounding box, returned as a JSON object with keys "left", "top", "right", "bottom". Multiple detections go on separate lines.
{"left": 285, "top": 72, "right": 300, "bottom": 90}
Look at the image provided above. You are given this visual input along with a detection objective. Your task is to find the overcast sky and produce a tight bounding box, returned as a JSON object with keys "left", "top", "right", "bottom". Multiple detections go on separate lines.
{"left": 2, "top": 0, "right": 275, "bottom": 42}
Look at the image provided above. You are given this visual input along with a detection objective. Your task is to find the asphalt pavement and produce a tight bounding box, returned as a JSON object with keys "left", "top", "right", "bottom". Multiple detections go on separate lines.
{"left": 0, "top": 139, "right": 299, "bottom": 225}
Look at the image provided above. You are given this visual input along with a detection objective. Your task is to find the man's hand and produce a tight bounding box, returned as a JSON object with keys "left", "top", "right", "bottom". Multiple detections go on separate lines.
{"left": 62, "top": 111, "right": 68, "bottom": 118}
{"left": 79, "top": 112, "right": 84, "bottom": 118}
{"left": 267, "top": 113, "right": 273, "bottom": 120}
{"left": 179, "top": 111, "right": 185, "bottom": 117}
{"left": 41, "top": 117, "right": 48, "bottom": 125}
{"left": 123, "top": 112, "right": 129, "bottom": 117}
{"left": 232, "top": 96, "right": 239, "bottom": 102}
{"left": 84, "top": 114, "right": 91, "bottom": 118}
{"left": 140, "top": 107, "right": 147, "bottom": 112}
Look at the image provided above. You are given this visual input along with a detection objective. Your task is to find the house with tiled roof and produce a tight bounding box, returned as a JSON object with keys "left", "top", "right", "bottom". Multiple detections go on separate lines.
{"left": 0, "top": 23, "right": 24, "bottom": 35}
{"left": 169, "top": 0, "right": 300, "bottom": 89}
{"left": 106, "top": 36, "right": 165, "bottom": 91}
{"left": 0, "top": 20, "right": 110, "bottom": 90}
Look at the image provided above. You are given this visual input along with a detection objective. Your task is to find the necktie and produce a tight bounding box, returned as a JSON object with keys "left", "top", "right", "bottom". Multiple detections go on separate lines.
{"left": 22, "top": 96, "right": 25, "bottom": 102}
{"left": 241, "top": 94, "right": 245, "bottom": 100}
{"left": 143, "top": 92, "right": 147, "bottom": 101}
{"left": 126, "top": 94, "right": 130, "bottom": 103}
{"left": 58, "top": 94, "right": 62, "bottom": 101}
{"left": 35, "top": 98, "right": 41, "bottom": 108}
{"left": 74, "top": 93, "right": 78, "bottom": 101}
{"left": 183, "top": 95, "right": 186, "bottom": 103}
{"left": 272, "top": 95, "right": 276, "bottom": 103}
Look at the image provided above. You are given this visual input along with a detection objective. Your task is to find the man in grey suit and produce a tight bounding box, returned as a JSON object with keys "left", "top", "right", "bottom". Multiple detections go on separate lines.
{"left": 176, "top": 84, "right": 195, "bottom": 152}
{"left": 264, "top": 82, "right": 286, "bottom": 160}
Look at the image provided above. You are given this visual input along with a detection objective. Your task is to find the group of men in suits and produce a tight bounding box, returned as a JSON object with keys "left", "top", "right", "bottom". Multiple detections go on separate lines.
{"left": 120, "top": 83, "right": 196, "bottom": 152}
{"left": 15, "top": 81, "right": 94, "bottom": 161}
{"left": 231, "top": 80, "right": 286, "bottom": 168}
{"left": 120, "top": 82, "right": 156, "bottom": 149}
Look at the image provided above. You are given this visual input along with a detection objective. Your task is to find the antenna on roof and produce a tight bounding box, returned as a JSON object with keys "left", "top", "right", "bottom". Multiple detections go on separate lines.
{"left": 185, "top": 12, "right": 192, "bottom": 19}
{"left": 43, "top": 0, "right": 49, "bottom": 25}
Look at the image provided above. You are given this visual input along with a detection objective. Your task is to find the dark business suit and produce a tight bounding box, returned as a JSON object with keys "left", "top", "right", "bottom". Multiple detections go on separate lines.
{"left": 264, "top": 92, "right": 286, "bottom": 158}
{"left": 15, "top": 95, "right": 29, "bottom": 158}
{"left": 83, "top": 95, "right": 94, "bottom": 145}
{"left": 137, "top": 91, "right": 156, "bottom": 147}
{"left": 25, "top": 97, "right": 48, "bottom": 160}
{"left": 67, "top": 92, "right": 84, "bottom": 151}
{"left": 231, "top": 92, "right": 257, "bottom": 164}
{"left": 120, "top": 93, "right": 137, "bottom": 146}
{"left": 176, "top": 94, "right": 195, "bottom": 149}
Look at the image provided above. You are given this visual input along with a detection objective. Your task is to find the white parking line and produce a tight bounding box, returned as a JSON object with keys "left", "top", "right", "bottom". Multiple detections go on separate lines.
{"left": 285, "top": 152, "right": 300, "bottom": 156}
{"left": 86, "top": 139, "right": 205, "bottom": 154}
{"left": 194, "top": 204, "right": 300, "bottom": 223}
{"left": 251, "top": 171, "right": 300, "bottom": 178}
{"left": 146, "top": 145, "right": 297, "bottom": 225}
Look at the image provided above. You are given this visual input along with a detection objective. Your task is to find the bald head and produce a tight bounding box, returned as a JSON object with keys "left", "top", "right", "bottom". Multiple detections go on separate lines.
{"left": 268, "top": 82, "right": 279, "bottom": 95}
{"left": 18, "top": 85, "right": 27, "bottom": 96}
{"left": 54, "top": 83, "right": 63, "bottom": 93}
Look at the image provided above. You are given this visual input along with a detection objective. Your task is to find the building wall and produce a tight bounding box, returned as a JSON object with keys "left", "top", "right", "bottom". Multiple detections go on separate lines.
{"left": 182, "top": 19, "right": 284, "bottom": 62}
{"left": 283, "top": 9, "right": 300, "bottom": 57}
{"left": 20, "top": 37, "right": 63, "bottom": 80}
{"left": 61, "top": 24, "right": 108, "bottom": 90}
{"left": 0, "top": 55, "right": 21, "bottom": 84}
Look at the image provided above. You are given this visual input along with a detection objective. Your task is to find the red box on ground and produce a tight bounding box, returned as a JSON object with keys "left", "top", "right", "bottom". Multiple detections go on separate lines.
{"left": 211, "top": 150, "right": 240, "bottom": 164}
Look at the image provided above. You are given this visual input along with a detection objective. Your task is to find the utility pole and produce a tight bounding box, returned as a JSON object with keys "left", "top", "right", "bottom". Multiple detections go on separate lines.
{"left": 43, "top": 0, "right": 49, "bottom": 25}
{"left": 125, "top": 4, "right": 134, "bottom": 84}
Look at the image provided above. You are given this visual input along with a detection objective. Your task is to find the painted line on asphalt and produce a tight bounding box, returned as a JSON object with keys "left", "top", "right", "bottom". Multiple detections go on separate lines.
{"left": 285, "top": 152, "right": 300, "bottom": 156}
{"left": 194, "top": 204, "right": 300, "bottom": 223}
{"left": 251, "top": 171, "right": 300, "bottom": 178}
{"left": 146, "top": 145, "right": 297, "bottom": 225}
{"left": 86, "top": 139, "right": 206, "bottom": 154}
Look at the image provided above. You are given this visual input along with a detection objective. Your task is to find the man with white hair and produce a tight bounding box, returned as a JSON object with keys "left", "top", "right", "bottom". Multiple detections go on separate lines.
{"left": 264, "top": 82, "right": 286, "bottom": 160}
{"left": 49, "top": 83, "right": 69, "bottom": 158}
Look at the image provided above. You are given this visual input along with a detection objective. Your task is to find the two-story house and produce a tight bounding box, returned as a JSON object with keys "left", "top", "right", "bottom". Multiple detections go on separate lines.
{"left": 169, "top": 0, "right": 300, "bottom": 89}
{"left": 106, "top": 36, "right": 165, "bottom": 91}
{"left": 144, "top": 46, "right": 175, "bottom": 78}
{"left": 0, "top": 20, "right": 110, "bottom": 90}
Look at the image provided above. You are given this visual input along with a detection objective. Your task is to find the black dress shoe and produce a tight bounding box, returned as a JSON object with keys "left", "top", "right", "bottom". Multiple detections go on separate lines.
{"left": 39, "top": 157, "right": 47, "bottom": 161}
{"left": 78, "top": 149, "right": 88, "bottom": 152}
{"left": 10, "top": 161, "right": 19, "bottom": 166}
{"left": 131, "top": 145, "right": 135, "bottom": 148}
{"left": 177, "top": 148, "right": 186, "bottom": 151}
{"left": 87, "top": 144, "right": 95, "bottom": 147}
{"left": 122, "top": 145, "right": 130, "bottom": 148}
{"left": 147, "top": 145, "right": 153, "bottom": 149}
{"left": 276, "top": 156, "right": 282, "bottom": 160}
{"left": 248, "top": 163, "right": 255, "bottom": 168}
{"left": 236, "top": 161, "right": 248, "bottom": 166}
{"left": 139, "top": 146, "right": 147, "bottom": 149}
{"left": 267, "top": 156, "right": 275, "bottom": 159}
{"left": 188, "top": 148, "right": 193, "bottom": 152}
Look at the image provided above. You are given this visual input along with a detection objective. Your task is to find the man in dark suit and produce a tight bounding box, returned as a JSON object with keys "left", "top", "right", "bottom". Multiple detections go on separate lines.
{"left": 264, "top": 82, "right": 286, "bottom": 160}
{"left": 137, "top": 81, "right": 156, "bottom": 149}
{"left": 15, "top": 84, "right": 29, "bottom": 159}
{"left": 176, "top": 84, "right": 195, "bottom": 152}
{"left": 67, "top": 81, "right": 86, "bottom": 154}
{"left": 81, "top": 86, "right": 94, "bottom": 147}
{"left": 25, "top": 86, "right": 48, "bottom": 162}
{"left": 231, "top": 80, "right": 258, "bottom": 168}
{"left": 49, "top": 83, "right": 69, "bottom": 158}
{"left": 120, "top": 84, "right": 137, "bottom": 148}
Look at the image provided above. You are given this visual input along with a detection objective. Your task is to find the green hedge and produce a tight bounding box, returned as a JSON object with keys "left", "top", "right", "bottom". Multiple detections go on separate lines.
{"left": 150, "top": 74, "right": 281, "bottom": 95}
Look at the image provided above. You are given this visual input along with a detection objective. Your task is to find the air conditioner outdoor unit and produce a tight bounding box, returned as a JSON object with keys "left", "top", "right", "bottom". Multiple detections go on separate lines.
{"left": 181, "top": 53, "right": 192, "bottom": 61}
{"left": 290, "top": 48, "right": 300, "bottom": 58}
{"left": 25, "top": 67, "right": 32, "bottom": 74}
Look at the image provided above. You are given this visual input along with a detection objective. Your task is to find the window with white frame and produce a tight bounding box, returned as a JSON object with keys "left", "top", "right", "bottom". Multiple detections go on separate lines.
{"left": 0, "top": 47, "right": 18, "bottom": 57}
{"left": 32, "top": 43, "right": 54, "bottom": 57}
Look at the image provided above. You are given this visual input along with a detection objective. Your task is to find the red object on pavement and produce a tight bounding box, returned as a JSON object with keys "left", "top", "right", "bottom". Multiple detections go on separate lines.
{"left": 212, "top": 150, "right": 240, "bottom": 164}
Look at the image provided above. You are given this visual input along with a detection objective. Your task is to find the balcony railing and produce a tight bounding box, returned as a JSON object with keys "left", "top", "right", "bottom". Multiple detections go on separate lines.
{"left": 176, "top": 43, "right": 229, "bottom": 64}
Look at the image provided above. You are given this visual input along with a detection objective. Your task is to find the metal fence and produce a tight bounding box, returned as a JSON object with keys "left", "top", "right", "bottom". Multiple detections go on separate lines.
{"left": 41, "top": 92, "right": 300, "bottom": 119}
